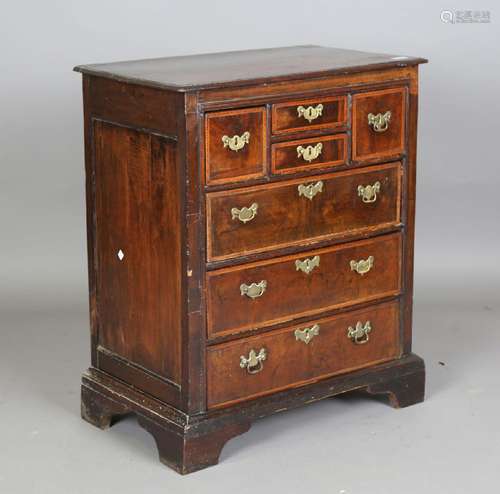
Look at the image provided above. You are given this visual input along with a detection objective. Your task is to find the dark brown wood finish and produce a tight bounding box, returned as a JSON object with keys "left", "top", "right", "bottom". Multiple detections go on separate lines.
{"left": 198, "top": 67, "right": 416, "bottom": 107}
{"left": 82, "top": 75, "right": 98, "bottom": 367}
{"left": 75, "top": 45, "right": 426, "bottom": 91}
{"left": 97, "top": 347, "right": 181, "bottom": 407}
{"left": 207, "top": 163, "right": 402, "bottom": 261}
{"left": 81, "top": 76, "right": 186, "bottom": 405}
{"left": 84, "top": 75, "right": 181, "bottom": 135}
{"left": 401, "top": 69, "right": 419, "bottom": 354}
{"left": 81, "top": 353, "right": 424, "bottom": 474}
{"left": 182, "top": 92, "right": 206, "bottom": 413}
{"left": 93, "top": 120, "right": 181, "bottom": 383}
{"left": 207, "top": 233, "right": 402, "bottom": 337}
{"left": 76, "top": 46, "right": 426, "bottom": 474}
{"left": 271, "top": 133, "right": 347, "bottom": 174}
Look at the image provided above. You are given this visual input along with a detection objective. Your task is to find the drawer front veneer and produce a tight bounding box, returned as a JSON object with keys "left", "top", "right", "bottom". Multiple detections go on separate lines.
{"left": 272, "top": 95, "right": 347, "bottom": 134}
{"left": 205, "top": 107, "right": 267, "bottom": 185}
{"left": 352, "top": 87, "right": 406, "bottom": 161}
{"left": 207, "top": 162, "right": 401, "bottom": 261}
{"left": 271, "top": 133, "right": 347, "bottom": 175}
{"left": 207, "top": 300, "right": 400, "bottom": 408}
{"left": 207, "top": 233, "right": 402, "bottom": 337}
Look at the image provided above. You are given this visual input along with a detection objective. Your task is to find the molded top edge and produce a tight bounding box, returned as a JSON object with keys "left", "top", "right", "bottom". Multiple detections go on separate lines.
{"left": 74, "top": 45, "right": 427, "bottom": 92}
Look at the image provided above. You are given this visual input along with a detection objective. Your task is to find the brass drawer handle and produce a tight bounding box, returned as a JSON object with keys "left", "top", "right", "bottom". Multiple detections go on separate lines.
{"left": 347, "top": 321, "right": 372, "bottom": 345}
{"left": 240, "top": 348, "right": 267, "bottom": 374}
{"left": 358, "top": 181, "right": 381, "bottom": 203}
{"left": 297, "top": 143, "right": 323, "bottom": 163}
{"left": 350, "top": 256, "right": 374, "bottom": 275}
{"left": 367, "top": 111, "right": 391, "bottom": 133}
{"left": 222, "top": 131, "right": 250, "bottom": 151}
{"left": 295, "top": 324, "right": 320, "bottom": 344}
{"left": 231, "top": 203, "right": 258, "bottom": 223}
{"left": 295, "top": 255, "right": 320, "bottom": 275}
{"left": 240, "top": 280, "right": 267, "bottom": 299}
{"left": 297, "top": 104, "right": 324, "bottom": 123}
{"left": 298, "top": 180, "right": 323, "bottom": 200}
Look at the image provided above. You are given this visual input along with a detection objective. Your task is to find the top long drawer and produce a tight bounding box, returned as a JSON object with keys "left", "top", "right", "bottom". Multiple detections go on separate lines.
{"left": 207, "top": 162, "right": 401, "bottom": 261}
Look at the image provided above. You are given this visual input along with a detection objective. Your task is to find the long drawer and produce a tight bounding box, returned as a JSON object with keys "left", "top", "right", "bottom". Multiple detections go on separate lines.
{"left": 207, "top": 162, "right": 401, "bottom": 261}
{"left": 207, "top": 300, "right": 400, "bottom": 408}
{"left": 207, "top": 233, "right": 401, "bottom": 338}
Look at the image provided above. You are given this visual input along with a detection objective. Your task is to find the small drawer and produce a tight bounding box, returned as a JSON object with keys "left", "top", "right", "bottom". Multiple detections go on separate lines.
{"left": 352, "top": 87, "right": 406, "bottom": 162}
{"left": 272, "top": 95, "right": 347, "bottom": 135}
{"left": 207, "top": 162, "right": 401, "bottom": 261}
{"left": 204, "top": 107, "right": 267, "bottom": 185}
{"left": 207, "top": 233, "right": 401, "bottom": 338}
{"left": 272, "top": 134, "right": 347, "bottom": 175}
{"left": 207, "top": 300, "right": 400, "bottom": 408}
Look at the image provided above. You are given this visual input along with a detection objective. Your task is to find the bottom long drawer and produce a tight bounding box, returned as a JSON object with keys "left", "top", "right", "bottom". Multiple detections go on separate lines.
{"left": 207, "top": 300, "right": 400, "bottom": 408}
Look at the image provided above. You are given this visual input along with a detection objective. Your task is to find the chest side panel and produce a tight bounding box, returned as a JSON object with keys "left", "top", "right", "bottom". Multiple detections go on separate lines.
{"left": 93, "top": 120, "right": 182, "bottom": 384}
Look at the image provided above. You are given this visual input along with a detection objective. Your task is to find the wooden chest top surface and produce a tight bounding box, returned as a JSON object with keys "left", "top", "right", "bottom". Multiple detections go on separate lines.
{"left": 74, "top": 45, "right": 427, "bottom": 91}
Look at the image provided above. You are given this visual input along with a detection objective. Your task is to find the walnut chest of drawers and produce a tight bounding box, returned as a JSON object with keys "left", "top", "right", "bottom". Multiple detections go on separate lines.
{"left": 75, "top": 45, "right": 427, "bottom": 474}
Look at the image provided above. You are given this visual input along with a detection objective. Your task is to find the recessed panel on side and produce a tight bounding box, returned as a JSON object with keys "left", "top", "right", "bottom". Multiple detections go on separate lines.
{"left": 93, "top": 120, "right": 182, "bottom": 384}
